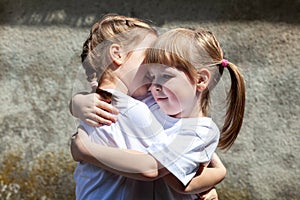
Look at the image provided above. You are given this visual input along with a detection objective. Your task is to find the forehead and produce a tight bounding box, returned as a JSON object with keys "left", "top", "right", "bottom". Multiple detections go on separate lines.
{"left": 146, "top": 63, "right": 178, "bottom": 73}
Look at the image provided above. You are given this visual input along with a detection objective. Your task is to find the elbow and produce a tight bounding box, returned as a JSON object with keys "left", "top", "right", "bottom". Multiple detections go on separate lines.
{"left": 183, "top": 183, "right": 194, "bottom": 194}
{"left": 183, "top": 182, "right": 207, "bottom": 194}
{"left": 70, "top": 145, "right": 83, "bottom": 162}
{"left": 142, "top": 170, "right": 158, "bottom": 179}
{"left": 132, "top": 170, "right": 158, "bottom": 181}
{"left": 70, "top": 146, "right": 83, "bottom": 162}
{"left": 139, "top": 160, "right": 159, "bottom": 180}
{"left": 70, "top": 133, "right": 86, "bottom": 162}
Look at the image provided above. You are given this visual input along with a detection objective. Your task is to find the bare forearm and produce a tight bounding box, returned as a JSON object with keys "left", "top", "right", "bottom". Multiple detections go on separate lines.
{"left": 90, "top": 144, "right": 158, "bottom": 178}
{"left": 71, "top": 129, "right": 162, "bottom": 180}
{"left": 184, "top": 153, "right": 226, "bottom": 194}
{"left": 163, "top": 153, "right": 226, "bottom": 194}
{"left": 163, "top": 167, "right": 225, "bottom": 194}
{"left": 185, "top": 167, "right": 225, "bottom": 193}
{"left": 71, "top": 134, "right": 156, "bottom": 180}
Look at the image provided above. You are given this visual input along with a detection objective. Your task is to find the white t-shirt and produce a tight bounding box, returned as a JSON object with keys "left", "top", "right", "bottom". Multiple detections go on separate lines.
{"left": 74, "top": 90, "right": 219, "bottom": 200}
{"left": 147, "top": 101, "right": 220, "bottom": 186}
{"left": 74, "top": 90, "right": 166, "bottom": 200}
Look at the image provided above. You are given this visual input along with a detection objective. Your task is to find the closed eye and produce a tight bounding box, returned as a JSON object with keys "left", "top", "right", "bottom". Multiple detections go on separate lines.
{"left": 162, "top": 74, "right": 174, "bottom": 80}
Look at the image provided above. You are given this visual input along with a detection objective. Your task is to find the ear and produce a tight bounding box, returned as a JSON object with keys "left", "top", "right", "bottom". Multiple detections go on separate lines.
{"left": 109, "top": 44, "right": 124, "bottom": 66}
{"left": 196, "top": 69, "right": 211, "bottom": 92}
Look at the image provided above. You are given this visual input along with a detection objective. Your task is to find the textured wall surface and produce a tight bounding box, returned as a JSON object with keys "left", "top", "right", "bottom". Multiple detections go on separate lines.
{"left": 0, "top": 0, "right": 299, "bottom": 199}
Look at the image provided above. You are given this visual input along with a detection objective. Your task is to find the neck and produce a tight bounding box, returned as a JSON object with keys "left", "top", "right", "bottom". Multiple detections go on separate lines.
{"left": 189, "top": 96, "right": 204, "bottom": 118}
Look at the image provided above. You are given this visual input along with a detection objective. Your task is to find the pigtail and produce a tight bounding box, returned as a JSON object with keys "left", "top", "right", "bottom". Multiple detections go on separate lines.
{"left": 200, "top": 88, "right": 210, "bottom": 117}
{"left": 218, "top": 62, "right": 245, "bottom": 150}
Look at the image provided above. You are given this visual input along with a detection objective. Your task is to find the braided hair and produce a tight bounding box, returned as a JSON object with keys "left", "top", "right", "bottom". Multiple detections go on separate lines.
{"left": 81, "top": 14, "right": 157, "bottom": 86}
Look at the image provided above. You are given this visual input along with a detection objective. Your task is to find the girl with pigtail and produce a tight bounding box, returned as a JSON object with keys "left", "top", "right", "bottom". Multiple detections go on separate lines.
{"left": 71, "top": 14, "right": 226, "bottom": 200}
{"left": 190, "top": 29, "right": 246, "bottom": 150}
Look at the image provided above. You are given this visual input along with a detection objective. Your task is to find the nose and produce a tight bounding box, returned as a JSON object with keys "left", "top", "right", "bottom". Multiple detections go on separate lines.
{"left": 152, "top": 83, "right": 162, "bottom": 92}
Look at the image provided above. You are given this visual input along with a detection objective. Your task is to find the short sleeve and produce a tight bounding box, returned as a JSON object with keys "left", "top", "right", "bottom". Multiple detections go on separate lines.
{"left": 79, "top": 121, "right": 93, "bottom": 135}
{"left": 147, "top": 119, "right": 219, "bottom": 186}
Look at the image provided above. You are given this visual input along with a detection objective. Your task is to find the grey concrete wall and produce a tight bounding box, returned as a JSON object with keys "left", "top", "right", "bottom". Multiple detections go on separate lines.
{"left": 0, "top": 0, "right": 299, "bottom": 199}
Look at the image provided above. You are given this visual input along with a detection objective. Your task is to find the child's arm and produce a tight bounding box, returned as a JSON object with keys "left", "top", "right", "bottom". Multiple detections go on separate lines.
{"left": 70, "top": 92, "right": 119, "bottom": 126}
{"left": 162, "top": 153, "right": 226, "bottom": 194}
{"left": 71, "top": 126, "right": 225, "bottom": 193}
{"left": 198, "top": 187, "right": 218, "bottom": 200}
{"left": 71, "top": 126, "right": 168, "bottom": 180}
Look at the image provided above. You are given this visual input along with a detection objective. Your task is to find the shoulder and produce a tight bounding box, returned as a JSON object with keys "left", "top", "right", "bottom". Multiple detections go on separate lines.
{"left": 181, "top": 117, "right": 220, "bottom": 140}
{"left": 198, "top": 118, "right": 220, "bottom": 143}
{"left": 79, "top": 120, "right": 95, "bottom": 135}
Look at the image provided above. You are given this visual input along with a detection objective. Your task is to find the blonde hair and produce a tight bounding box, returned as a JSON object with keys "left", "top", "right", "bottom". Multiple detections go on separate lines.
{"left": 144, "top": 28, "right": 245, "bottom": 150}
{"left": 81, "top": 14, "right": 157, "bottom": 87}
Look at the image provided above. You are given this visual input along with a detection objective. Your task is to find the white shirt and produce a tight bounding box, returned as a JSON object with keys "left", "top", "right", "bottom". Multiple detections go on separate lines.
{"left": 74, "top": 90, "right": 219, "bottom": 199}
{"left": 147, "top": 102, "right": 220, "bottom": 186}
{"left": 74, "top": 90, "right": 166, "bottom": 200}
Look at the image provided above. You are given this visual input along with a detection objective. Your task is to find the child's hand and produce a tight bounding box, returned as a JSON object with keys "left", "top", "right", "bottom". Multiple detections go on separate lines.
{"left": 71, "top": 93, "right": 119, "bottom": 126}
{"left": 197, "top": 187, "right": 218, "bottom": 200}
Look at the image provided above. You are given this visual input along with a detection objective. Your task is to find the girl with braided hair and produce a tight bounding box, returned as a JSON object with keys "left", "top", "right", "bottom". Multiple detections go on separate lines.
{"left": 71, "top": 14, "right": 226, "bottom": 200}
{"left": 71, "top": 14, "right": 157, "bottom": 125}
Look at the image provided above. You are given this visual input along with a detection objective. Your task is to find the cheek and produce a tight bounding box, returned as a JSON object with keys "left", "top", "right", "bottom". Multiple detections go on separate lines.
{"left": 166, "top": 84, "right": 197, "bottom": 106}
{"left": 164, "top": 87, "right": 181, "bottom": 103}
{"left": 167, "top": 79, "right": 195, "bottom": 97}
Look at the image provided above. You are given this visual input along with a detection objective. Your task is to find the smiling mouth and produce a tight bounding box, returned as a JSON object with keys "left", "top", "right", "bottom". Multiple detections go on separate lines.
{"left": 156, "top": 97, "right": 168, "bottom": 101}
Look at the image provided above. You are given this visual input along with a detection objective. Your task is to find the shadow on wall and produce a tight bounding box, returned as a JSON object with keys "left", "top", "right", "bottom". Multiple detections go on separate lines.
{"left": 0, "top": 0, "right": 299, "bottom": 27}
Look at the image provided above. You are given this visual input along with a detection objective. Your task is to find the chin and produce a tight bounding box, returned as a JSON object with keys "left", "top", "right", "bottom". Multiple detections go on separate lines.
{"left": 163, "top": 109, "right": 181, "bottom": 118}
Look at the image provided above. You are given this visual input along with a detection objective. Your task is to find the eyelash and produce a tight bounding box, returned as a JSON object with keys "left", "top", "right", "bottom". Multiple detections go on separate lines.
{"left": 145, "top": 73, "right": 174, "bottom": 82}
{"left": 147, "top": 74, "right": 173, "bottom": 81}
{"left": 162, "top": 74, "right": 173, "bottom": 79}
